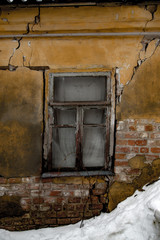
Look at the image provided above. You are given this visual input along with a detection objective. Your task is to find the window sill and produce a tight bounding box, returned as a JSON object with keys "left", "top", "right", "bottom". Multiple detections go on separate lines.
{"left": 42, "top": 170, "right": 114, "bottom": 178}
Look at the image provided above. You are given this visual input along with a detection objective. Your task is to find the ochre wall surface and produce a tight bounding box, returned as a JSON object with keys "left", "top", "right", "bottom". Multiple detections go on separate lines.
{"left": 0, "top": 4, "right": 160, "bottom": 230}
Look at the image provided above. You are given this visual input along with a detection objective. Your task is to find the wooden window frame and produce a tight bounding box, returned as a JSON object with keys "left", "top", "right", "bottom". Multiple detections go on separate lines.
{"left": 42, "top": 72, "right": 115, "bottom": 177}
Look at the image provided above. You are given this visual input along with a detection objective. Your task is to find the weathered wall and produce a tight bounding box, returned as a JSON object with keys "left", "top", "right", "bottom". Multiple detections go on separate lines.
{"left": 0, "top": 68, "right": 43, "bottom": 177}
{"left": 0, "top": 4, "right": 160, "bottom": 230}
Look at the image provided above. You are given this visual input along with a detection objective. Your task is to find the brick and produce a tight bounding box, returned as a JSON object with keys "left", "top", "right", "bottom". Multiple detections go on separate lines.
{"left": 67, "top": 205, "right": 75, "bottom": 211}
{"left": 49, "top": 191, "right": 61, "bottom": 197}
{"left": 57, "top": 197, "right": 67, "bottom": 204}
{"left": 140, "top": 147, "right": 149, "bottom": 153}
{"left": 44, "top": 219, "right": 56, "bottom": 225}
{"left": 125, "top": 132, "right": 139, "bottom": 139}
{"left": 70, "top": 218, "right": 81, "bottom": 224}
{"left": 129, "top": 126, "right": 136, "bottom": 131}
{"left": 44, "top": 197, "right": 56, "bottom": 204}
{"left": 145, "top": 125, "right": 153, "bottom": 131}
{"left": 115, "top": 153, "right": 126, "bottom": 159}
{"left": 92, "top": 189, "right": 106, "bottom": 195}
{"left": 42, "top": 178, "right": 53, "bottom": 183}
{"left": 58, "top": 218, "right": 71, "bottom": 225}
{"left": 135, "top": 140, "right": 147, "bottom": 146}
{"left": 151, "top": 148, "right": 160, "bottom": 153}
{"left": 33, "top": 197, "right": 44, "bottom": 204}
{"left": 151, "top": 133, "right": 160, "bottom": 139}
{"left": 57, "top": 211, "right": 67, "bottom": 218}
{"left": 75, "top": 204, "right": 85, "bottom": 212}
{"left": 92, "top": 209, "right": 101, "bottom": 216}
{"left": 100, "top": 196, "right": 106, "bottom": 204}
{"left": 145, "top": 155, "right": 159, "bottom": 162}
{"left": 130, "top": 147, "right": 139, "bottom": 153}
{"left": 0, "top": 178, "right": 7, "bottom": 184}
{"left": 8, "top": 178, "right": 22, "bottom": 184}
{"left": 68, "top": 211, "right": 80, "bottom": 218}
{"left": 128, "top": 140, "right": 135, "bottom": 146}
{"left": 116, "top": 140, "right": 128, "bottom": 145}
{"left": 26, "top": 183, "right": 40, "bottom": 190}
{"left": 54, "top": 204, "right": 62, "bottom": 211}
{"left": 89, "top": 203, "right": 103, "bottom": 210}
{"left": 139, "top": 132, "right": 149, "bottom": 139}
{"left": 115, "top": 161, "right": 128, "bottom": 166}
{"left": 68, "top": 197, "right": 81, "bottom": 203}
{"left": 91, "top": 196, "right": 99, "bottom": 204}
{"left": 137, "top": 125, "right": 145, "bottom": 131}
{"left": 115, "top": 146, "right": 130, "bottom": 153}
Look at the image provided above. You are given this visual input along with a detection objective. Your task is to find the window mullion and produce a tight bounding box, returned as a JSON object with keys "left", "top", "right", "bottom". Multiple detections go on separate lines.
{"left": 75, "top": 107, "right": 83, "bottom": 170}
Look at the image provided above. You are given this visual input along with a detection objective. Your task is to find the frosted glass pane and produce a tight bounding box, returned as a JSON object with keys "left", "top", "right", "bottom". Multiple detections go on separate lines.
{"left": 54, "top": 76, "right": 106, "bottom": 101}
{"left": 54, "top": 109, "right": 76, "bottom": 125}
{"left": 83, "top": 127, "right": 105, "bottom": 167}
{"left": 84, "top": 109, "right": 105, "bottom": 124}
{"left": 52, "top": 128, "right": 76, "bottom": 168}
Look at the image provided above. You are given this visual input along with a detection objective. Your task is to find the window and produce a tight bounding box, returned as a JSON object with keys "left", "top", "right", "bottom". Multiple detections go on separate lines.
{"left": 43, "top": 72, "right": 115, "bottom": 177}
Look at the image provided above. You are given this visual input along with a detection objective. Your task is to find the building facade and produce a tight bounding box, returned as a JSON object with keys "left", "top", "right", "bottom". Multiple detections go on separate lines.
{"left": 0, "top": 0, "right": 160, "bottom": 230}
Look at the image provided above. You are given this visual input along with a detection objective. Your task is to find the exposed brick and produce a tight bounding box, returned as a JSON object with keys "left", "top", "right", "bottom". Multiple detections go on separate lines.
{"left": 91, "top": 196, "right": 99, "bottom": 204}
{"left": 151, "top": 133, "right": 160, "bottom": 139}
{"left": 129, "top": 126, "right": 136, "bottom": 131}
{"left": 57, "top": 218, "right": 71, "bottom": 225}
{"left": 128, "top": 140, "right": 136, "bottom": 146}
{"left": 57, "top": 211, "right": 67, "bottom": 218}
{"left": 137, "top": 125, "right": 145, "bottom": 131}
{"left": 92, "top": 209, "right": 101, "bottom": 216}
{"left": 100, "top": 195, "right": 106, "bottom": 204}
{"left": 44, "top": 197, "right": 56, "bottom": 204}
{"left": 0, "top": 178, "right": 7, "bottom": 184}
{"left": 70, "top": 218, "right": 81, "bottom": 224}
{"left": 135, "top": 140, "right": 147, "bottom": 146}
{"left": 116, "top": 146, "right": 130, "bottom": 153}
{"left": 145, "top": 155, "right": 159, "bottom": 161}
{"left": 68, "top": 211, "right": 80, "bottom": 218}
{"left": 44, "top": 219, "right": 57, "bottom": 225}
{"left": 145, "top": 125, "right": 153, "bottom": 131}
{"left": 89, "top": 203, "right": 103, "bottom": 210}
{"left": 140, "top": 147, "right": 149, "bottom": 153}
{"left": 8, "top": 178, "right": 22, "bottom": 184}
{"left": 130, "top": 147, "right": 139, "bottom": 153}
{"left": 68, "top": 197, "right": 81, "bottom": 203}
{"left": 49, "top": 191, "right": 61, "bottom": 197}
{"left": 116, "top": 140, "right": 128, "bottom": 145}
{"left": 125, "top": 132, "right": 139, "bottom": 139}
{"left": 151, "top": 148, "right": 160, "bottom": 153}
{"left": 115, "top": 153, "right": 126, "bottom": 159}
{"left": 54, "top": 204, "right": 62, "bottom": 211}
{"left": 33, "top": 197, "right": 44, "bottom": 204}
{"left": 115, "top": 161, "right": 128, "bottom": 166}
{"left": 92, "top": 189, "right": 106, "bottom": 195}
{"left": 67, "top": 204, "right": 75, "bottom": 211}
{"left": 42, "top": 178, "right": 53, "bottom": 183}
{"left": 75, "top": 204, "right": 85, "bottom": 212}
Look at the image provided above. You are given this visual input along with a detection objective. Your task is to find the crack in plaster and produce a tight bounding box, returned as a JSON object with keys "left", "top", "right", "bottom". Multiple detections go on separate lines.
{"left": 8, "top": 7, "right": 41, "bottom": 71}
{"left": 144, "top": 4, "right": 158, "bottom": 31}
{"left": 26, "top": 7, "right": 40, "bottom": 34}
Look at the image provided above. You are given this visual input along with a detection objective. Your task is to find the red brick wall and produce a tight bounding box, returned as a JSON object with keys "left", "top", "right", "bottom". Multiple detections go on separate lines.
{"left": 0, "top": 118, "right": 160, "bottom": 230}
{"left": 115, "top": 119, "right": 160, "bottom": 182}
{"left": 0, "top": 177, "right": 108, "bottom": 230}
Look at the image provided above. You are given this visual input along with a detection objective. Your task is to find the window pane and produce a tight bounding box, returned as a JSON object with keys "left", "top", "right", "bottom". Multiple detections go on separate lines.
{"left": 84, "top": 109, "right": 105, "bottom": 124}
{"left": 54, "top": 109, "right": 76, "bottom": 125}
{"left": 54, "top": 76, "right": 106, "bottom": 102}
{"left": 83, "top": 127, "right": 105, "bottom": 167}
{"left": 52, "top": 128, "right": 76, "bottom": 168}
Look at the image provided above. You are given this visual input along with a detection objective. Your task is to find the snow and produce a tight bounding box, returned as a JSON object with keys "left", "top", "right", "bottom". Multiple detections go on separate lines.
{"left": 0, "top": 180, "right": 160, "bottom": 240}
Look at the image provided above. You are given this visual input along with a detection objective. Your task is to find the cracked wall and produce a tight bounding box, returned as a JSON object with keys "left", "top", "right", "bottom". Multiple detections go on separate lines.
{"left": 0, "top": 4, "right": 160, "bottom": 229}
